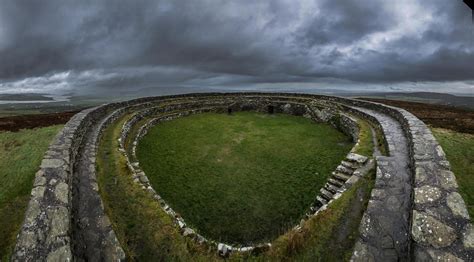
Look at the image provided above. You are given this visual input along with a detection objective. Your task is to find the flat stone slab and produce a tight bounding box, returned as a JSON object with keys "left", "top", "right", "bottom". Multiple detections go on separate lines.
{"left": 71, "top": 109, "right": 126, "bottom": 261}
{"left": 351, "top": 106, "right": 412, "bottom": 261}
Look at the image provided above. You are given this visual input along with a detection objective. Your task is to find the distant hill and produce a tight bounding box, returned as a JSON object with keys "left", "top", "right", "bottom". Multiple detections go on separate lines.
{"left": 358, "top": 92, "right": 474, "bottom": 110}
{"left": 0, "top": 93, "right": 53, "bottom": 101}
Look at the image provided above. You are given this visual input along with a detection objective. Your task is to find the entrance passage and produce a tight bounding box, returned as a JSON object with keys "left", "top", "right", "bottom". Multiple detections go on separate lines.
{"left": 268, "top": 105, "right": 274, "bottom": 114}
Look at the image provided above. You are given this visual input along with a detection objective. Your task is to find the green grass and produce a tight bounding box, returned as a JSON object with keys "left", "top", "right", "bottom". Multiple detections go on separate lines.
{"left": 97, "top": 114, "right": 219, "bottom": 261}
{"left": 98, "top": 111, "right": 376, "bottom": 260}
{"left": 375, "top": 127, "right": 388, "bottom": 156}
{"left": 264, "top": 168, "right": 376, "bottom": 261}
{"left": 353, "top": 119, "right": 387, "bottom": 157}
{"left": 432, "top": 128, "right": 474, "bottom": 219}
{"left": 137, "top": 112, "right": 353, "bottom": 244}
{"left": 353, "top": 120, "right": 374, "bottom": 157}
{"left": 0, "top": 125, "right": 63, "bottom": 260}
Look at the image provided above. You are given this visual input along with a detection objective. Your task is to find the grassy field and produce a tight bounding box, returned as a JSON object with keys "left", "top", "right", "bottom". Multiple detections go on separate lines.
{"left": 265, "top": 168, "right": 375, "bottom": 261}
{"left": 137, "top": 112, "right": 353, "bottom": 244}
{"left": 432, "top": 128, "right": 474, "bottom": 218}
{"left": 97, "top": 114, "right": 221, "bottom": 261}
{"left": 0, "top": 125, "right": 62, "bottom": 260}
{"left": 258, "top": 117, "right": 375, "bottom": 261}
{"left": 99, "top": 111, "right": 372, "bottom": 260}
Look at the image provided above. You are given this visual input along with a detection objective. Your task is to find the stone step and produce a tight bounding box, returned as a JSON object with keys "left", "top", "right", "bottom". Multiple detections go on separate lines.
{"left": 328, "top": 178, "right": 344, "bottom": 187}
{"left": 323, "top": 184, "right": 336, "bottom": 194}
{"left": 332, "top": 172, "right": 351, "bottom": 182}
{"left": 320, "top": 188, "right": 334, "bottom": 201}
{"left": 311, "top": 200, "right": 321, "bottom": 209}
{"left": 324, "top": 183, "right": 340, "bottom": 194}
{"left": 341, "top": 160, "right": 359, "bottom": 170}
{"left": 346, "top": 153, "right": 368, "bottom": 165}
{"left": 336, "top": 165, "right": 353, "bottom": 175}
{"left": 316, "top": 196, "right": 327, "bottom": 206}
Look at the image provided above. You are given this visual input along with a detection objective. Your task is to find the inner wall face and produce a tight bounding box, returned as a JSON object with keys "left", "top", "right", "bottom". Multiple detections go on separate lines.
{"left": 137, "top": 112, "right": 353, "bottom": 244}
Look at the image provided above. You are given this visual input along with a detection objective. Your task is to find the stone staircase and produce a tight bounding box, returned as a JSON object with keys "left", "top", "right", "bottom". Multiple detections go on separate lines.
{"left": 314, "top": 153, "right": 369, "bottom": 208}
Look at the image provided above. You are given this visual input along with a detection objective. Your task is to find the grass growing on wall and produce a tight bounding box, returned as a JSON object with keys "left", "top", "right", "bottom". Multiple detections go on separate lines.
{"left": 432, "top": 128, "right": 474, "bottom": 219}
{"left": 137, "top": 112, "right": 354, "bottom": 244}
{"left": 0, "top": 125, "right": 63, "bottom": 260}
{"left": 353, "top": 119, "right": 374, "bottom": 157}
{"left": 353, "top": 118, "right": 387, "bottom": 157}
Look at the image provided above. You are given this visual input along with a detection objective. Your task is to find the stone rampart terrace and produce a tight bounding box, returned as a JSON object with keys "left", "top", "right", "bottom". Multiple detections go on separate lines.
{"left": 12, "top": 93, "right": 473, "bottom": 261}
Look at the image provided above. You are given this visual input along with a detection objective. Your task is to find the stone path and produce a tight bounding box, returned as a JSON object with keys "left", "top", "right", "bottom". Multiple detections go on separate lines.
{"left": 351, "top": 107, "right": 412, "bottom": 261}
{"left": 71, "top": 112, "right": 125, "bottom": 261}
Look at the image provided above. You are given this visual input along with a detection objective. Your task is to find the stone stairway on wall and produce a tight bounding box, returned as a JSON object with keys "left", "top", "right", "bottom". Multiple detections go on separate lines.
{"left": 314, "top": 153, "right": 369, "bottom": 208}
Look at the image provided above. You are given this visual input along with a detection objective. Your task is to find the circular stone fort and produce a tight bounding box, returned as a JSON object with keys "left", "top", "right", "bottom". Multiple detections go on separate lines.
{"left": 11, "top": 93, "right": 474, "bottom": 261}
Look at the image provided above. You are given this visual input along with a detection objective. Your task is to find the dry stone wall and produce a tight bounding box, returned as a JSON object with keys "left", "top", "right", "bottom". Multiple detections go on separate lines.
{"left": 12, "top": 108, "right": 96, "bottom": 261}
{"left": 12, "top": 92, "right": 472, "bottom": 261}
{"left": 337, "top": 99, "right": 473, "bottom": 261}
{"left": 117, "top": 98, "right": 370, "bottom": 256}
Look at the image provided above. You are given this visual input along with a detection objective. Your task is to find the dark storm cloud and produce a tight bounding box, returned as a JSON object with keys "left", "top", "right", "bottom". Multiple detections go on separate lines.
{"left": 0, "top": 0, "right": 473, "bottom": 94}
{"left": 295, "top": 0, "right": 394, "bottom": 46}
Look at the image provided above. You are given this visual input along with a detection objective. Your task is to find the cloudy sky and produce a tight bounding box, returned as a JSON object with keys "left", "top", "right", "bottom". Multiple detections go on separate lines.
{"left": 0, "top": 0, "right": 473, "bottom": 96}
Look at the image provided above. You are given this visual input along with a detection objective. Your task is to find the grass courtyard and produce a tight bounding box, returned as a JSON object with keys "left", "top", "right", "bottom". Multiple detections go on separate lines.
{"left": 97, "top": 114, "right": 220, "bottom": 261}
{"left": 136, "top": 112, "right": 354, "bottom": 244}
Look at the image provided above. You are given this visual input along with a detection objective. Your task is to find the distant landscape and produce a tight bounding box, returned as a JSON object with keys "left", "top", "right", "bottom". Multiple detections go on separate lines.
{"left": 1, "top": 1, "right": 473, "bottom": 260}
{"left": 0, "top": 94, "right": 54, "bottom": 101}
{"left": 358, "top": 92, "right": 474, "bottom": 110}
{"left": 0, "top": 91, "right": 472, "bottom": 117}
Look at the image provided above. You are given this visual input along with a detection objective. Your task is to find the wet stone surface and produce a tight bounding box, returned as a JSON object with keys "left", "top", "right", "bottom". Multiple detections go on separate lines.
{"left": 446, "top": 192, "right": 470, "bottom": 219}
{"left": 412, "top": 210, "right": 457, "bottom": 248}
{"left": 350, "top": 106, "right": 412, "bottom": 262}
{"left": 414, "top": 185, "right": 442, "bottom": 205}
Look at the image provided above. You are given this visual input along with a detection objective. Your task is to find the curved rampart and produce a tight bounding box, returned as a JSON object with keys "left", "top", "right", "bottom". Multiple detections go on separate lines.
{"left": 116, "top": 98, "right": 369, "bottom": 254}
{"left": 337, "top": 99, "right": 473, "bottom": 260}
{"left": 12, "top": 93, "right": 472, "bottom": 261}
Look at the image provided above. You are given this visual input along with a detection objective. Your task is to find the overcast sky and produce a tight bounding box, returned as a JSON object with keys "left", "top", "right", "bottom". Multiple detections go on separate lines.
{"left": 0, "top": 0, "right": 473, "bottom": 96}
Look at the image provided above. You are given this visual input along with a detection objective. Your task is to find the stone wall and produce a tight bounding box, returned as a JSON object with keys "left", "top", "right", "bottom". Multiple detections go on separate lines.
{"left": 13, "top": 101, "right": 132, "bottom": 261}
{"left": 12, "top": 92, "right": 472, "bottom": 261}
{"left": 12, "top": 108, "right": 95, "bottom": 261}
{"left": 328, "top": 113, "right": 359, "bottom": 142}
{"left": 390, "top": 108, "right": 472, "bottom": 260}
{"left": 116, "top": 98, "right": 368, "bottom": 256}
{"left": 333, "top": 98, "right": 473, "bottom": 260}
